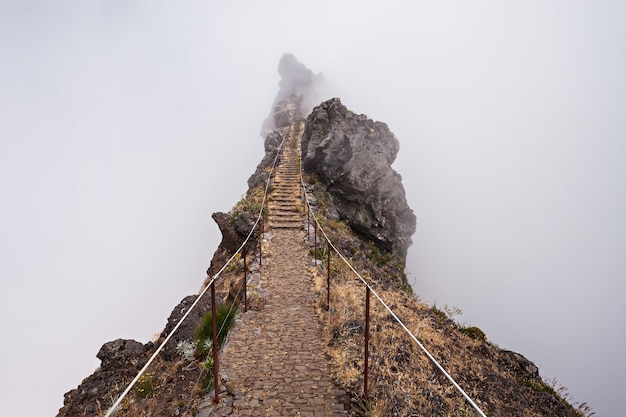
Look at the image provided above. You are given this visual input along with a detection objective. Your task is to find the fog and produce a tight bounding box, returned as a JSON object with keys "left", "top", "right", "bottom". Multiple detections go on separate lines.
{"left": 1, "top": 2, "right": 624, "bottom": 416}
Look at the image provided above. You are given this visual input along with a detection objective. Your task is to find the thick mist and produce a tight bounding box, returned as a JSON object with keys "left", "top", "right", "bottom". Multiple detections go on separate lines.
{"left": 1, "top": 2, "right": 624, "bottom": 416}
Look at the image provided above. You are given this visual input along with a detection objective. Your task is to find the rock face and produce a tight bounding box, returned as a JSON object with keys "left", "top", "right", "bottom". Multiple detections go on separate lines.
{"left": 302, "top": 98, "right": 416, "bottom": 255}
{"left": 97, "top": 339, "right": 147, "bottom": 372}
{"left": 206, "top": 210, "right": 257, "bottom": 277}
{"left": 261, "top": 53, "right": 325, "bottom": 136}
{"left": 159, "top": 294, "right": 212, "bottom": 360}
{"left": 60, "top": 338, "right": 153, "bottom": 416}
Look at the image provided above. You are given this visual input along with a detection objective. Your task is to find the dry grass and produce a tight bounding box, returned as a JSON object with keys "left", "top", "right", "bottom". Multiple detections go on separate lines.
{"left": 305, "top": 188, "right": 587, "bottom": 416}
{"left": 66, "top": 173, "right": 588, "bottom": 417}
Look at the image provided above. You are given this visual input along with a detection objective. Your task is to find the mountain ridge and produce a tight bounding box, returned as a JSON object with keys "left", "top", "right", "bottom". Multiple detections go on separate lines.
{"left": 56, "top": 54, "right": 590, "bottom": 417}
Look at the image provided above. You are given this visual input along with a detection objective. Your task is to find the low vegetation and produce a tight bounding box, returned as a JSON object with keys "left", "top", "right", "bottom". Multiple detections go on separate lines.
{"left": 195, "top": 304, "right": 238, "bottom": 355}
{"left": 304, "top": 171, "right": 592, "bottom": 417}
{"left": 134, "top": 373, "right": 155, "bottom": 399}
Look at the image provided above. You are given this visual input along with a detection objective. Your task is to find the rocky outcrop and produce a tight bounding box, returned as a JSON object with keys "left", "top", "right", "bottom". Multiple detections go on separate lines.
{"left": 60, "top": 338, "right": 153, "bottom": 416}
{"left": 57, "top": 295, "right": 211, "bottom": 416}
{"left": 206, "top": 210, "right": 257, "bottom": 277}
{"left": 97, "top": 339, "right": 147, "bottom": 372}
{"left": 302, "top": 98, "right": 416, "bottom": 255}
{"left": 261, "top": 54, "right": 325, "bottom": 136}
{"left": 253, "top": 54, "right": 324, "bottom": 189}
{"left": 159, "top": 294, "right": 212, "bottom": 360}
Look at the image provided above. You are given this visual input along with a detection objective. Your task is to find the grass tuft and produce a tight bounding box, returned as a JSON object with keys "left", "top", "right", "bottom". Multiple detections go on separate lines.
{"left": 195, "top": 304, "right": 238, "bottom": 356}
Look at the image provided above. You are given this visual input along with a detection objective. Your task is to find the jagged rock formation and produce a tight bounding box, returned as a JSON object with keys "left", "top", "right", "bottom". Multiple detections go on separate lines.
{"left": 261, "top": 53, "right": 326, "bottom": 136}
{"left": 57, "top": 295, "right": 212, "bottom": 417}
{"left": 302, "top": 97, "right": 416, "bottom": 256}
{"left": 159, "top": 295, "right": 212, "bottom": 360}
{"left": 206, "top": 210, "right": 257, "bottom": 277}
{"left": 97, "top": 339, "right": 148, "bottom": 372}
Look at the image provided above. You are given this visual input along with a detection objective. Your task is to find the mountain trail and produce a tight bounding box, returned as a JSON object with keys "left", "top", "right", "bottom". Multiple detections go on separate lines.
{"left": 197, "top": 122, "right": 350, "bottom": 416}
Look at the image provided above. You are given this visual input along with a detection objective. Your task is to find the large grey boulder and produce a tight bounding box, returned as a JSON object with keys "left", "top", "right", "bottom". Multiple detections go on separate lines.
{"left": 96, "top": 338, "right": 146, "bottom": 371}
{"left": 302, "top": 98, "right": 416, "bottom": 255}
{"left": 159, "top": 294, "right": 212, "bottom": 360}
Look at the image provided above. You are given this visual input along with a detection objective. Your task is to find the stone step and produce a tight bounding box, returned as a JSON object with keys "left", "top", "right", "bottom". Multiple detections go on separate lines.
{"left": 271, "top": 193, "right": 299, "bottom": 199}
{"left": 268, "top": 200, "right": 299, "bottom": 205}
{"left": 272, "top": 187, "right": 299, "bottom": 191}
{"left": 269, "top": 210, "right": 300, "bottom": 216}
{"left": 268, "top": 205, "right": 299, "bottom": 210}
{"left": 269, "top": 204, "right": 299, "bottom": 210}
{"left": 271, "top": 188, "right": 298, "bottom": 192}
{"left": 267, "top": 221, "right": 302, "bottom": 229}
{"left": 272, "top": 182, "right": 299, "bottom": 187}
{"left": 269, "top": 219, "right": 301, "bottom": 225}
{"left": 270, "top": 193, "right": 299, "bottom": 198}
{"left": 269, "top": 212, "right": 300, "bottom": 218}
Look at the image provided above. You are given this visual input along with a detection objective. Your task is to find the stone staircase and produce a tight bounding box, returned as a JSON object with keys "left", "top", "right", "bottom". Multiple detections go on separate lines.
{"left": 196, "top": 121, "right": 351, "bottom": 416}
{"left": 267, "top": 122, "right": 305, "bottom": 230}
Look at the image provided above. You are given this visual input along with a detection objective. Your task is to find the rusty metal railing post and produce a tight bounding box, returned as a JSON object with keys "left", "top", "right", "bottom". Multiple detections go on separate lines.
{"left": 259, "top": 220, "right": 263, "bottom": 274}
{"left": 243, "top": 252, "right": 248, "bottom": 312}
{"left": 327, "top": 240, "right": 331, "bottom": 309}
{"left": 307, "top": 202, "right": 310, "bottom": 240}
{"left": 210, "top": 281, "right": 219, "bottom": 403}
{"left": 364, "top": 286, "right": 371, "bottom": 401}
{"left": 314, "top": 221, "right": 317, "bottom": 262}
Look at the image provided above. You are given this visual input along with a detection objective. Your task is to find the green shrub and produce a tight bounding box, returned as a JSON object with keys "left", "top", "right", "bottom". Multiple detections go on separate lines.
{"left": 366, "top": 242, "right": 393, "bottom": 267}
{"left": 521, "top": 379, "right": 558, "bottom": 396}
{"left": 201, "top": 356, "right": 215, "bottom": 390}
{"left": 195, "top": 304, "right": 238, "bottom": 356}
{"left": 459, "top": 326, "right": 487, "bottom": 342}
{"left": 135, "top": 373, "right": 155, "bottom": 399}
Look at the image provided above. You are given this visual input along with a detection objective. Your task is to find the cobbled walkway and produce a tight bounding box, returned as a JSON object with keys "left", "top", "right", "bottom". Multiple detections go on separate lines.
{"left": 195, "top": 122, "right": 350, "bottom": 416}
{"left": 219, "top": 230, "right": 349, "bottom": 416}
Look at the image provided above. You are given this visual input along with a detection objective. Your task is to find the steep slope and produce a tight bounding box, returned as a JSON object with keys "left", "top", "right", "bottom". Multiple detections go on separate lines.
{"left": 297, "top": 97, "right": 585, "bottom": 417}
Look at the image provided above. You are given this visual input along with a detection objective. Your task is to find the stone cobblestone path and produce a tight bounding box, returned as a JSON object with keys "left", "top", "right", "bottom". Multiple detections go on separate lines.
{"left": 196, "top": 122, "right": 350, "bottom": 416}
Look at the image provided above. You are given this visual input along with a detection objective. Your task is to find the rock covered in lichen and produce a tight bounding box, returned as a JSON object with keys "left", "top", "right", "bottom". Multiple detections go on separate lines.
{"left": 302, "top": 98, "right": 416, "bottom": 255}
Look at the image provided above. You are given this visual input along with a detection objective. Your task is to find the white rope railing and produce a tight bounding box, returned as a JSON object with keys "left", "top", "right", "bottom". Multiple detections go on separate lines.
{"left": 102, "top": 123, "right": 291, "bottom": 417}
{"left": 102, "top": 118, "right": 486, "bottom": 416}
{"left": 299, "top": 166, "right": 488, "bottom": 417}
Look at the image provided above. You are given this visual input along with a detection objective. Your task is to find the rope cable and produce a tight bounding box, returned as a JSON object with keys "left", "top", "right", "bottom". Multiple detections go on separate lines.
{"left": 103, "top": 124, "right": 290, "bottom": 417}
{"left": 299, "top": 164, "right": 487, "bottom": 417}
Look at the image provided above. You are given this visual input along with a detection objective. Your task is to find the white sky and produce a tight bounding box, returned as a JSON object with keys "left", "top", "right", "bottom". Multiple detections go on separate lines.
{"left": 1, "top": 2, "right": 624, "bottom": 416}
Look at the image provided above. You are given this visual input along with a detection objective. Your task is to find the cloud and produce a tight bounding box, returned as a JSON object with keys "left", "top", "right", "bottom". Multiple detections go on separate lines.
{"left": 1, "top": 2, "right": 624, "bottom": 416}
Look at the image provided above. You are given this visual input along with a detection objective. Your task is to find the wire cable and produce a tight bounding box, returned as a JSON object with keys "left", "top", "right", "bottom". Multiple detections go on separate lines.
{"left": 299, "top": 164, "right": 488, "bottom": 417}
{"left": 102, "top": 124, "right": 290, "bottom": 417}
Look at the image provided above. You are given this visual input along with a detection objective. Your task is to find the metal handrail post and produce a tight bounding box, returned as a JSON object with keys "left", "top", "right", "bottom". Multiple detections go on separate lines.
{"left": 243, "top": 253, "right": 248, "bottom": 312}
{"left": 327, "top": 240, "right": 331, "bottom": 309}
{"left": 211, "top": 282, "right": 219, "bottom": 403}
{"left": 314, "top": 221, "right": 317, "bottom": 261}
{"left": 364, "top": 286, "right": 371, "bottom": 401}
